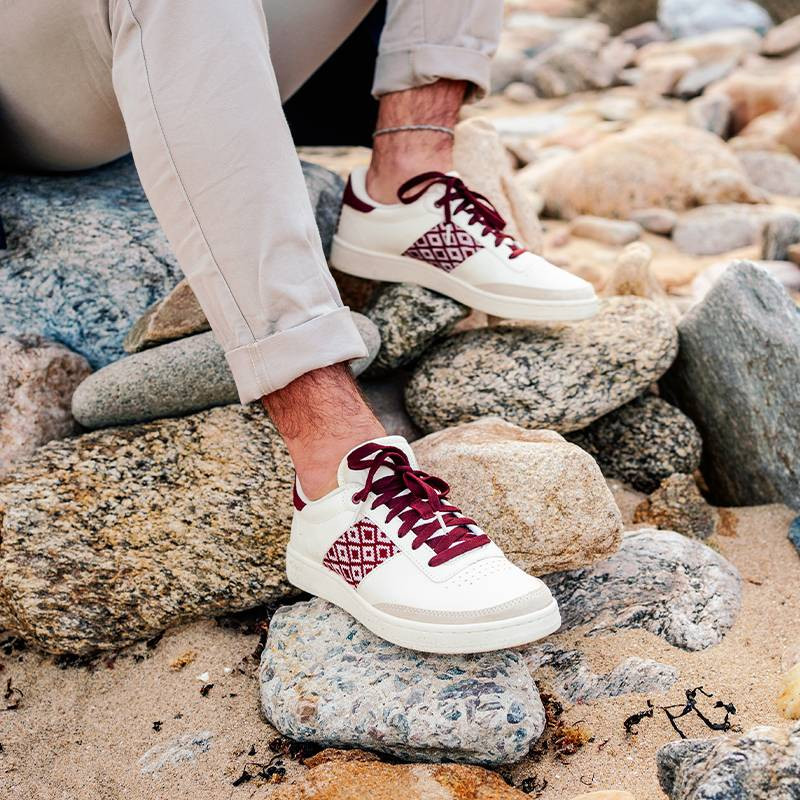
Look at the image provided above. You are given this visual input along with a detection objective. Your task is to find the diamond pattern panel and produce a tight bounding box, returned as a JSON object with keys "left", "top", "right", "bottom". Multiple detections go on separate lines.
{"left": 402, "top": 221, "right": 483, "bottom": 273}
{"left": 322, "top": 520, "right": 398, "bottom": 588}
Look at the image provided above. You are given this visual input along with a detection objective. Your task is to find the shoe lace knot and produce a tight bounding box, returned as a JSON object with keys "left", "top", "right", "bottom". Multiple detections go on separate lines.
{"left": 397, "top": 171, "right": 527, "bottom": 259}
{"left": 348, "top": 442, "right": 491, "bottom": 567}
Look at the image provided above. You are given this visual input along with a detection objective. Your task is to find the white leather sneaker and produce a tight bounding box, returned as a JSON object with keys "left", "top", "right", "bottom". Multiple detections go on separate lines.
{"left": 331, "top": 167, "right": 598, "bottom": 321}
{"left": 285, "top": 435, "right": 561, "bottom": 654}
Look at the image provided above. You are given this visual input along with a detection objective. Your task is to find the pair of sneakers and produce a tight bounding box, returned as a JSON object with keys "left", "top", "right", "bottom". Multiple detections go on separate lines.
{"left": 287, "top": 168, "right": 598, "bottom": 654}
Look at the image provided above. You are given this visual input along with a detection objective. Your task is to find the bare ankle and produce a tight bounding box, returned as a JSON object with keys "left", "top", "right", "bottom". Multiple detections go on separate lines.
{"left": 262, "top": 364, "right": 385, "bottom": 501}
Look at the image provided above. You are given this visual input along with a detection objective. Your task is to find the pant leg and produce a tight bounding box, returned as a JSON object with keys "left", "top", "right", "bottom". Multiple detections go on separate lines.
{"left": 110, "top": 0, "right": 373, "bottom": 403}
{"left": 372, "top": 0, "right": 503, "bottom": 99}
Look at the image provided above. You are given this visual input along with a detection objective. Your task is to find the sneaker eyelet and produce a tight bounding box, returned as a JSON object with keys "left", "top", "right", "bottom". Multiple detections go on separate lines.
{"left": 351, "top": 494, "right": 359, "bottom": 504}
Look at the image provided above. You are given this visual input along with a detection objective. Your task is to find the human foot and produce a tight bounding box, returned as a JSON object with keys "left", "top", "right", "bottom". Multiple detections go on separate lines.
{"left": 331, "top": 167, "right": 598, "bottom": 321}
{"left": 286, "top": 435, "right": 561, "bottom": 654}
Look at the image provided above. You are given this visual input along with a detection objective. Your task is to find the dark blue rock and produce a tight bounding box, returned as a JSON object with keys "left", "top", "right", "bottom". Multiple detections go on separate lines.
{"left": 0, "top": 158, "right": 343, "bottom": 369}
{"left": 789, "top": 516, "right": 800, "bottom": 556}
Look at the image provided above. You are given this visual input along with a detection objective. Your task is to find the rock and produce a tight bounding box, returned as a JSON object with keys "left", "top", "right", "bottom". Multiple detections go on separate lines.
{"left": 259, "top": 597, "right": 545, "bottom": 765}
{"left": 360, "top": 374, "right": 420, "bottom": 441}
{"left": 538, "top": 126, "right": 762, "bottom": 220}
{"left": 790, "top": 243, "right": 800, "bottom": 265}
{"left": 405, "top": 297, "right": 678, "bottom": 435}
{"left": 271, "top": 760, "right": 531, "bottom": 800}
{"left": 0, "top": 335, "right": 91, "bottom": 469}
{"left": 574, "top": 0, "right": 659, "bottom": 35}
{"left": 675, "top": 57, "right": 738, "bottom": 99}
{"left": 620, "top": 21, "right": 670, "bottom": 48}
{"left": 0, "top": 158, "right": 343, "bottom": 369}
{"left": 762, "top": 14, "right": 800, "bottom": 55}
{"left": 762, "top": 213, "right": 800, "bottom": 259}
{"left": 544, "top": 528, "right": 742, "bottom": 651}
{"left": 570, "top": 216, "right": 642, "bottom": 245}
{"left": 657, "top": 722, "right": 800, "bottom": 800}
{"left": 758, "top": 0, "right": 800, "bottom": 24}
{"left": 639, "top": 53, "right": 698, "bottom": 96}
{"left": 633, "top": 474, "right": 717, "bottom": 539}
{"left": 687, "top": 94, "right": 733, "bottom": 138}
{"left": 630, "top": 208, "right": 678, "bottom": 235}
{"left": 0, "top": 404, "right": 295, "bottom": 654}
{"left": 123, "top": 279, "right": 210, "bottom": 352}
{"left": 138, "top": 732, "right": 214, "bottom": 774}
{"left": 72, "top": 313, "right": 379, "bottom": 428}
{"left": 659, "top": 0, "right": 773, "bottom": 39}
{"left": 454, "top": 118, "right": 543, "bottom": 253}
{"left": 363, "top": 284, "right": 467, "bottom": 375}
{"left": 526, "top": 643, "right": 677, "bottom": 703}
{"left": 672, "top": 204, "right": 778, "bottom": 256}
{"left": 411, "top": 419, "right": 623, "bottom": 575}
{"left": 688, "top": 258, "right": 800, "bottom": 305}
{"left": 778, "top": 661, "right": 800, "bottom": 719}
{"left": 567, "top": 396, "right": 702, "bottom": 494}
{"left": 790, "top": 516, "right": 800, "bottom": 555}
{"left": 739, "top": 150, "right": 800, "bottom": 197}
{"left": 503, "top": 81, "right": 538, "bottom": 104}
{"left": 636, "top": 26, "right": 762, "bottom": 65}
{"left": 661, "top": 261, "right": 800, "bottom": 507}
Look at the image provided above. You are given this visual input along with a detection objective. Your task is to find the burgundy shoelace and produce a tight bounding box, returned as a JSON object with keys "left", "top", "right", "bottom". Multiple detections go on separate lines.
{"left": 348, "top": 443, "right": 491, "bottom": 567}
{"left": 397, "top": 171, "right": 527, "bottom": 259}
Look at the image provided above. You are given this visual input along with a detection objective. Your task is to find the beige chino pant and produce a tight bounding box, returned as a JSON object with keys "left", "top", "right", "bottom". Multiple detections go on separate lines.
{"left": 0, "top": 0, "right": 502, "bottom": 403}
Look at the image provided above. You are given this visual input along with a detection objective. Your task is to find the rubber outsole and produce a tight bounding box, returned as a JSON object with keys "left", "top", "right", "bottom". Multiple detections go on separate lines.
{"left": 286, "top": 547, "right": 562, "bottom": 654}
{"left": 330, "top": 236, "right": 599, "bottom": 322}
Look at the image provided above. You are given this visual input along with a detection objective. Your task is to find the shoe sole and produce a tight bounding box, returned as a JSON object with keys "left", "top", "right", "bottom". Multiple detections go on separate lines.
{"left": 330, "top": 236, "right": 599, "bottom": 322}
{"left": 285, "top": 547, "right": 562, "bottom": 654}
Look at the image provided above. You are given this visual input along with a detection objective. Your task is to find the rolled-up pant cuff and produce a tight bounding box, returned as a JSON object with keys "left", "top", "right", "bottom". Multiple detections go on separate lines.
{"left": 372, "top": 44, "right": 492, "bottom": 100}
{"left": 225, "top": 307, "right": 369, "bottom": 404}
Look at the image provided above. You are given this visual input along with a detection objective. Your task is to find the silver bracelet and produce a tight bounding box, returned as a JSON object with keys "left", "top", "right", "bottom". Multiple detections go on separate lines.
{"left": 373, "top": 124, "right": 455, "bottom": 138}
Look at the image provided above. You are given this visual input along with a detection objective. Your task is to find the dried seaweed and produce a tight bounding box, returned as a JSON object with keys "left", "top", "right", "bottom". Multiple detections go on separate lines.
{"left": 199, "top": 683, "right": 214, "bottom": 697}
{"left": 624, "top": 700, "right": 654, "bottom": 735}
{"left": 3, "top": 678, "right": 22, "bottom": 711}
{"left": 624, "top": 687, "right": 737, "bottom": 739}
{"left": 529, "top": 692, "right": 592, "bottom": 760}
{"left": 231, "top": 757, "right": 287, "bottom": 787}
{"left": 519, "top": 775, "right": 548, "bottom": 794}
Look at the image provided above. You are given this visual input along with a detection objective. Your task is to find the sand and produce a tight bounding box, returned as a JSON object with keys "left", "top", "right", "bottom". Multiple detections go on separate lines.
{"left": 1, "top": 499, "right": 797, "bottom": 800}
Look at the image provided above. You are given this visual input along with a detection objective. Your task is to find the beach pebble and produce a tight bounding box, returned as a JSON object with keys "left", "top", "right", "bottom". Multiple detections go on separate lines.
{"left": 567, "top": 396, "right": 702, "bottom": 494}
{"left": 686, "top": 94, "right": 732, "bottom": 137}
{"left": 789, "top": 516, "right": 800, "bottom": 557}
{"left": 633, "top": 474, "right": 717, "bottom": 540}
{"left": 658, "top": 0, "right": 772, "bottom": 39}
{"left": 570, "top": 216, "right": 642, "bottom": 245}
{"left": 0, "top": 405, "right": 296, "bottom": 654}
{"left": 72, "top": 313, "right": 379, "bottom": 428}
{"left": 762, "top": 14, "right": 800, "bottom": 56}
{"left": 544, "top": 528, "right": 741, "bottom": 651}
{"left": 0, "top": 335, "right": 91, "bottom": 470}
{"left": 412, "top": 418, "right": 623, "bottom": 575}
{"left": 662, "top": 261, "right": 800, "bottom": 507}
{"left": 778, "top": 662, "right": 800, "bottom": 720}
{"left": 525, "top": 643, "right": 677, "bottom": 703}
{"left": 739, "top": 150, "right": 800, "bottom": 197}
{"left": 363, "top": 284, "right": 467, "bottom": 375}
{"left": 259, "top": 597, "right": 545, "bottom": 765}
{"left": 630, "top": 208, "right": 678, "bottom": 235}
{"left": 672, "top": 204, "right": 778, "bottom": 256}
{"left": 406, "top": 297, "right": 677, "bottom": 435}
{"left": 761, "top": 213, "right": 800, "bottom": 260}
{"left": 538, "top": 126, "right": 762, "bottom": 220}
{"left": 657, "top": 722, "right": 800, "bottom": 799}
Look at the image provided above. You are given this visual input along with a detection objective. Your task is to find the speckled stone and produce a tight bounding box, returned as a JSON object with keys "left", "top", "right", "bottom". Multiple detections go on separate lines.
{"left": 525, "top": 643, "right": 678, "bottom": 703}
{"left": 405, "top": 297, "right": 678, "bottom": 435}
{"left": 271, "top": 759, "right": 531, "bottom": 800}
{"left": 363, "top": 283, "right": 468, "bottom": 375}
{"left": 123, "top": 278, "right": 210, "bottom": 353}
{"left": 0, "top": 404, "right": 295, "bottom": 654}
{"left": 566, "top": 395, "right": 703, "bottom": 493}
{"left": 661, "top": 261, "right": 800, "bottom": 507}
{"left": 543, "top": 528, "right": 741, "bottom": 651}
{"left": 657, "top": 722, "right": 800, "bottom": 800}
{"left": 72, "top": 313, "right": 379, "bottom": 429}
{"left": 0, "top": 158, "right": 344, "bottom": 368}
{"left": 411, "top": 419, "right": 623, "bottom": 575}
{"left": 0, "top": 335, "right": 91, "bottom": 470}
{"left": 259, "top": 597, "right": 545, "bottom": 765}
{"left": 633, "top": 474, "right": 717, "bottom": 539}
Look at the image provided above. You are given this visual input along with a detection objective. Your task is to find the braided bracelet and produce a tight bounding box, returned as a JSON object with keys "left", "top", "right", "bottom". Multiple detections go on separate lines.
{"left": 373, "top": 124, "right": 455, "bottom": 138}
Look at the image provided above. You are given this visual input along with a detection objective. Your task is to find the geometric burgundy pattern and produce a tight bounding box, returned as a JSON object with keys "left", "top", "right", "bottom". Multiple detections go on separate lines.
{"left": 322, "top": 520, "right": 398, "bottom": 588}
{"left": 402, "top": 221, "right": 483, "bottom": 273}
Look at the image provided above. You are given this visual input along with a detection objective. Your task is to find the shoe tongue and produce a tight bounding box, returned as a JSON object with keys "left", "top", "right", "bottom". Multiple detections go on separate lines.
{"left": 337, "top": 435, "right": 418, "bottom": 486}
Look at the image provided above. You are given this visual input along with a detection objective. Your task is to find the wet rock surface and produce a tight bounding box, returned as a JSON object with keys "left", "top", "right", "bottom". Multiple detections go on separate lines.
{"left": 0, "top": 405, "right": 295, "bottom": 654}
{"left": 657, "top": 721, "right": 800, "bottom": 799}
{"left": 662, "top": 261, "right": 800, "bottom": 507}
{"left": 0, "top": 335, "right": 91, "bottom": 470}
{"left": 406, "top": 297, "right": 677, "bottom": 435}
{"left": 412, "top": 418, "right": 622, "bottom": 575}
{"left": 543, "top": 529, "right": 742, "bottom": 651}
{"left": 567, "top": 395, "right": 702, "bottom": 493}
{"left": 259, "top": 598, "right": 545, "bottom": 765}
